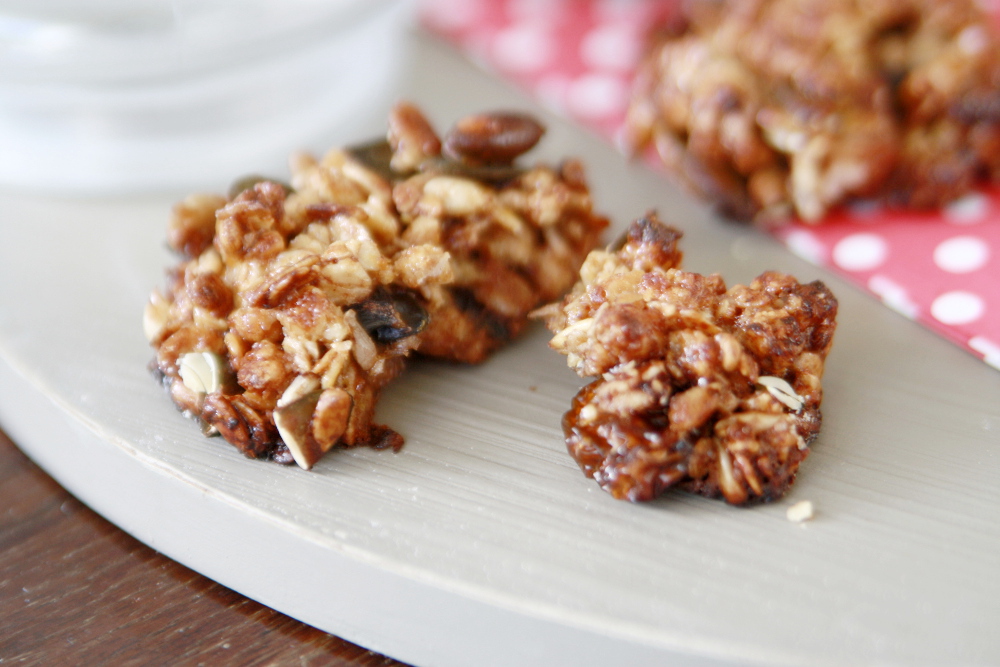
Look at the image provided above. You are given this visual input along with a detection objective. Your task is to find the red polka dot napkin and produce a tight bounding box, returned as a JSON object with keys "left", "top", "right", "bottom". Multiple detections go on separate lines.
{"left": 420, "top": 0, "right": 1000, "bottom": 371}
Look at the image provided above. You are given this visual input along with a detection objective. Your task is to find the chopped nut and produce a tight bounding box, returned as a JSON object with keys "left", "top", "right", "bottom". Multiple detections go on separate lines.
{"left": 757, "top": 376, "right": 805, "bottom": 412}
{"left": 186, "top": 272, "right": 233, "bottom": 317}
{"left": 277, "top": 373, "right": 321, "bottom": 408}
{"left": 236, "top": 340, "right": 295, "bottom": 404}
{"left": 423, "top": 176, "right": 491, "bottom": 215}
{"left": 178, "top": 352, "right": 227, "bottom": 394}
{"left": 392, "top": 245, "right": 453, "bottom": 289}
{"left": 312, "top": 388, "right": 352, "bottom": 448}
{"left": 715, "top": 443, "right": 743, "bottom": 505}
{"left": 388, "top": 101, "right": 442, "bottom": 173}
{"left": 273, "top": 389, "right": 322, "bottom": 469}
{"left": 201, "top": 393, "right": 276, "bottom": 458}
{"left": 143, "top": 291, "right": 171, "bottom": 343}
{"left": 344, "top": 309, "right": 377, "bottom": 371}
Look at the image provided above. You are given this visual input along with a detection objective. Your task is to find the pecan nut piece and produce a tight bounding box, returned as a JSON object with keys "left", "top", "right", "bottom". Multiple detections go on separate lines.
{"left": 388, "top": 101, "right": 443, "bottom": 173}
{"left": 443, "top": 112, "right": 546, "bottom": 165}
{"left": 201, "top": 393, "right": 278, "bottom": 459}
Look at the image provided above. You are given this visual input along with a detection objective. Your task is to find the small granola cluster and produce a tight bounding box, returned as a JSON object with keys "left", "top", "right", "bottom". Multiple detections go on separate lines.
{"left": 145, "top": 103, "right": 608, "bottom": 469}
{"left": 626, "top": 0, "right": 1000, "bottom": 222}
{"left": 536, "top": 213, "right": 837, "bottom": 504}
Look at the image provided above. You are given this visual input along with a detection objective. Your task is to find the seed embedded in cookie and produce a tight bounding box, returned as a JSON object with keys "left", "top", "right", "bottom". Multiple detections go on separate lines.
{"left": 536, "top": 212, "right": 838, "bottom": 504}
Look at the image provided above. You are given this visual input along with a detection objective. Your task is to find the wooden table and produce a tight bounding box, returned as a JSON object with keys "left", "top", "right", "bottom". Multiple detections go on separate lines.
{"left": 0, "top": 428, "right": 407, "bottom": 666}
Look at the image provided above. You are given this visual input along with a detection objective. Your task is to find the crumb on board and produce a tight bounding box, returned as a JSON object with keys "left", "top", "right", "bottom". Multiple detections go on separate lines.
{"left": 786, "top": 500, "right": 815, "bottom": 523}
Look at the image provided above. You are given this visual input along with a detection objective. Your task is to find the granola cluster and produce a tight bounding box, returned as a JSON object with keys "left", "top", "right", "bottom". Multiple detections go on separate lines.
{"left": 626, "top": 0, "right": 1000, "bottom": 222}
{"left": 536, "top": 213, "right": 838, "bottom": 504}
{"left": 145, "top": 103, "right": 608, "bottom": 469}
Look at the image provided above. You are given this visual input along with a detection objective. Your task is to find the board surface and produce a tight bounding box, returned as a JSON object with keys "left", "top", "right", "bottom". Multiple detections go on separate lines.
{"left": 1, "top": 32, "right": 998, "bottom": 667}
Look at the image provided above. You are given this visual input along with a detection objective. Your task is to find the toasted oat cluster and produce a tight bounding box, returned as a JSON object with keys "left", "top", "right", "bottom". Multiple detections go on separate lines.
{"left": 536, "top": 213, "right": 837, "bottom": 504}
{"left": 145, "top": 103, "right": 607, "bottom": 469}
{"left": 626, "top": 0, "right": 1000, "bottom": 222}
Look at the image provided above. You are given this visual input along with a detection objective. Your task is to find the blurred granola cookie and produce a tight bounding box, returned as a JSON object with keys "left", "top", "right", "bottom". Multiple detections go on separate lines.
{"left": 145, "top": 103, "right": 607, "bottom": 469}
{"left": 626, "top": 0, "right": 1000, "bottom": 222}
{"left": 536, "top": 213, "right": 837, "bottom": 504}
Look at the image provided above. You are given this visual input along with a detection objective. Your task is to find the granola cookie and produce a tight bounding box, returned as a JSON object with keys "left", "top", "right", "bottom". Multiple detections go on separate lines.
{"left": 536, "top": 213, "right": 838, "bottom": 504}
{"left": 145, "top": 103, "right": 608, "bottom": 469}
{"left": 626, "top": 0, "right": 1000, "bottom": 222}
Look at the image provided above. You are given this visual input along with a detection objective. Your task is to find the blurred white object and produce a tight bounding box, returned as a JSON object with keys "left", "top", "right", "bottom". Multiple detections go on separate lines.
{"left": 0, "top": 0, "right": 413, "bottom": 193}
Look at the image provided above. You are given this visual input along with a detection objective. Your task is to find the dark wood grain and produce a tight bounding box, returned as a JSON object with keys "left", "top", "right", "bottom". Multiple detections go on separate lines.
{"left": 0, "top": 428, "right": 409, "bottom": 667}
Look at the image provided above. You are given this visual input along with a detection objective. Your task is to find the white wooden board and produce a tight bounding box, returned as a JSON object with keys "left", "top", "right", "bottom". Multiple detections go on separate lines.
{"left": 1, "top": 31, "right": 998, "bottom": 667}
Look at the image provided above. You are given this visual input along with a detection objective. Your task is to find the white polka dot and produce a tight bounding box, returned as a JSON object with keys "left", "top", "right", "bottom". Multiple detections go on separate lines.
{"left": 491, "top": 23, "right": 554, "bottom": 73}
{"left": 832, "top": 233, "right": 888, "bottom": 272}
{"left": 784, "top": 230, "right": 827, "bottom": 265}
{"left": 933, "top": 236, "right": 991, "bottom": 273}
{"left": 565, "top": 73, "right": 628, "bottom": 120}
{"left": 958, "top": 25, "right": 990, "bottom": 55}
{"left": 944, "top": 193, "right": 989, "bottom": 224}
{"left": 931, "top": 291, "right": 985, "bottom": 325}
{"left": 507, "top": 0, "right": 569, "bottom": 19}
{"left": 580, "top": 23, "right": 643, "bottom": 71}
